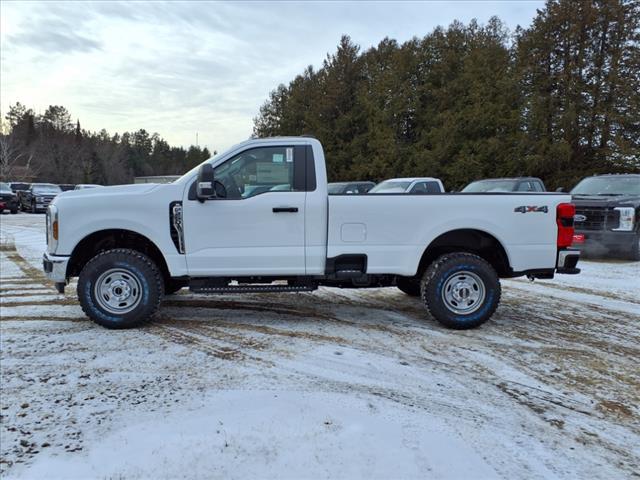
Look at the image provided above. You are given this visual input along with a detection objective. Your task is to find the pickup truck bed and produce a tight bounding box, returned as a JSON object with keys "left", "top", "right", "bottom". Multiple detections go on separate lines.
{"left": 328, "top": 194, "right": 562, "bottom": 276}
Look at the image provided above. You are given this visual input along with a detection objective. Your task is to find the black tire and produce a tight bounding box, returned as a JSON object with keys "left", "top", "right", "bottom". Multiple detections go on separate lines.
{"left": 165, "top": 279, "right": 188, "bottom": 295}
{"left": 627, "top": 234, "right": 640, "bottom": 261}
{"left": 396, "top": 277, "right": 421, "bottom": 297}
{"left": 77, "top": 248, "right": 164, "bottom": 329}
{"left": 31, "top": 201, "right": 36, "bottom": 214}
{"left": 420, "top": 252, "right": 501, "bottom": 330}
{"left": 10, "top": 207, "right": 18, "bottom": 214}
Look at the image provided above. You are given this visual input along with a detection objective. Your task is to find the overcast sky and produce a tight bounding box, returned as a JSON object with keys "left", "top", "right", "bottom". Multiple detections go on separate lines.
{"left": 1, "top": 1, "right": 543, "bottom": 152}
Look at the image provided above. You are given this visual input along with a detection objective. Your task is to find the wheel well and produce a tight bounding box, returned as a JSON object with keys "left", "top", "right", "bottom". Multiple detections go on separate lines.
{"left": 66, "top": 229, "right": 171, "bottom": 281}
{"left": 417, "top": 229, "right": 511, "bottom": 277}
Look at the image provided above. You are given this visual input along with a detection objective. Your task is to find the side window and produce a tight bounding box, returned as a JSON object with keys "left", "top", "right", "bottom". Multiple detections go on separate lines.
{"left": 517, "top": 181, "right": 533, "bottom": 192}
{"left": 213, "top": 146, "right": 296, "bottom": 199}
{"left": 533, "top": 182, "right": 544, "bottom": 192}
{"left": 411, "top": 182, "right": 428, "bottom": 194}
{"left": 425, "top": 182, "right": 441, "bottom": 193}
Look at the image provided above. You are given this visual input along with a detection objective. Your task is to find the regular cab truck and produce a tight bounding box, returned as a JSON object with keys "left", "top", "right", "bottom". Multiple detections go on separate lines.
{"left": 43, "top": 137, "right": 580, "bottom": 330}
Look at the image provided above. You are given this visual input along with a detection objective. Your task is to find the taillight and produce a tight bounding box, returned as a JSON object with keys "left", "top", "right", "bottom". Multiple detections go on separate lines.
{"left": 557, "top": 203, "right": 575, "bottom": 248}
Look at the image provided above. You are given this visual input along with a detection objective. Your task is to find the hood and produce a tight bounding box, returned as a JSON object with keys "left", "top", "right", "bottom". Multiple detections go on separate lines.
{"left": 57, "top": 183, "right": 161, "bottom": 199}
{"left": 571, "top": 194, "right": 640, "bottom": 208}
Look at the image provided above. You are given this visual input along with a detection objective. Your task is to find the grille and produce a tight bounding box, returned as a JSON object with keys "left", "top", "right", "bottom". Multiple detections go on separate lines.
{"left": 574, "top": 207, "right": 620, "bottom": 231}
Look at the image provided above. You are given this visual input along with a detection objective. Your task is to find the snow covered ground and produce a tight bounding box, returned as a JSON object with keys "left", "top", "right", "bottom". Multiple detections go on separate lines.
{"left": 1, "top": 213, "right": 638, "bottom": 479}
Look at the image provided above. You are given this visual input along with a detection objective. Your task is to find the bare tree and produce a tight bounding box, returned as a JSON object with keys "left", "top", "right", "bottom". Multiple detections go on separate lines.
{"left": 0, "top": 134, "right": 35, "bottom": 180}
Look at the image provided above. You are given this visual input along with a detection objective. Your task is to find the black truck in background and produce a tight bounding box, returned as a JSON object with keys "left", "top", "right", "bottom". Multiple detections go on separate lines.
{"left": 569, "top": 174, "right": 640, "bottom": 261}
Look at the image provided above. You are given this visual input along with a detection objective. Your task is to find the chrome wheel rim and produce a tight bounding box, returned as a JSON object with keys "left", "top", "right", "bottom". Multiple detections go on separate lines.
{"left": 94, "top": 268, "right": 142, "bottom": 314}
{"left": 441, "top": 270, "right": 486, "bottom": 315}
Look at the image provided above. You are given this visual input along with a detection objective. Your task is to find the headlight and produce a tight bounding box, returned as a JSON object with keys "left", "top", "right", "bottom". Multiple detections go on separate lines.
{"left": 613, "top": 207, "right": 635, "bottom": 232}
{"left": 46, "top": 205, "right": 59, "bottom": 252}
{"left": 37, "top": 196, "right": 43, "bottom": 202}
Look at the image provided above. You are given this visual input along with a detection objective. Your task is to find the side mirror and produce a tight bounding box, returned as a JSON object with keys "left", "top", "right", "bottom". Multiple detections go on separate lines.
{"left": 196, "top": 164, "right": 216, "bottom": 202}
{"left": 555, "top": 187, "right": 565, "bottom": 192}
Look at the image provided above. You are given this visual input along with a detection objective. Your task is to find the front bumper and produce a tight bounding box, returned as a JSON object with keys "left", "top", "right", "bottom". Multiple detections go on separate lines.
{"left": 556, "top": 248, "right": 580, "bottom": 274}
{"left": 573, "top": 229, "right": 637, "bottom": 257}
{"left": 43, "top": 252, "right": 69, "bottom": 284}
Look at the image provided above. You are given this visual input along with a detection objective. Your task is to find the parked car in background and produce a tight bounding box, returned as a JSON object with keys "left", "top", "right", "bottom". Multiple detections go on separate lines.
{"left": 8, "top": 182, "right": 30, "bottom": 194}
{"left": 19, "top": 183, "right": 62, "bottom": 213}
{"left": 58, "top": 184, "right": 76, "bottom": 191}
{"left": 328, "top": 181, "right": 375, "bottom": 194}
{"left": 74, "top": 184, "right": 103, "bottom": 190}
{"left": 0, "top": 182, "right": 19, "bottom": 214}
{"left": 570, "top": 174, "right": 640, "bottom": 260}
{"left": 462, "top": 177, "right": 546, "bottom": 193}
{"left": 369, "top": 177, "right": 445, "bottom": 194}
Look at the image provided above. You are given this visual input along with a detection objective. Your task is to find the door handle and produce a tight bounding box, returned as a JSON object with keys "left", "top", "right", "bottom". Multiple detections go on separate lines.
{"left": 273, "top": 207, "right": 298, "bottom": 213}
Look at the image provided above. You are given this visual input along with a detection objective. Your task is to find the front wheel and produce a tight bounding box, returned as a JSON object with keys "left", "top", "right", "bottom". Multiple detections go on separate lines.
{"left": 31, "top": 201, "right": 36, "bottom": 213}
{"left": 78, "top": 248, "right": 164, "bottom": 328}
{"left": 420, "top": 253, "right": 501, "bottom": 329}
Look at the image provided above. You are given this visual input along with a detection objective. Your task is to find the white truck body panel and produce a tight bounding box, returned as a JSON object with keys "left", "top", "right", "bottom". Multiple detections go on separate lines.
{"left": 327, "top": 194, "right": 562, "bottom": 275}
{"left": 47, "top": 137, "right": 569, "bottom": 280}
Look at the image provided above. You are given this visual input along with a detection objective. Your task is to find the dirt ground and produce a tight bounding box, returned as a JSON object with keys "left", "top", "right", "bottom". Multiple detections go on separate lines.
{"left": 1, "top": 213, "right": 639, "bottom": 479}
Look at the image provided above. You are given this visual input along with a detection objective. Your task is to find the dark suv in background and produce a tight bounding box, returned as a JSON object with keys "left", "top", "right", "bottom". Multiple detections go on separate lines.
{"left": 570, "top": 174, "right": 640, "bottom": 260}
{"left": 18, "top": 183, "right": 62, "bottom": 213}
{"left": 0, "top": 182, "right": 19, "bottom": 214}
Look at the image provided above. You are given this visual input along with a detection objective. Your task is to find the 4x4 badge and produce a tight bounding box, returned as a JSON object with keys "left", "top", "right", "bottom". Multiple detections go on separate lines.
{"left": 514, "top": 205, "right": 549, "bottom": 214}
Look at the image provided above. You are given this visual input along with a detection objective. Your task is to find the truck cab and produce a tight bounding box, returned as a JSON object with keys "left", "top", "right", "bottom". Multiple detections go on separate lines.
{"left": 43, "top": 137, "right": 580, "bottom": 330}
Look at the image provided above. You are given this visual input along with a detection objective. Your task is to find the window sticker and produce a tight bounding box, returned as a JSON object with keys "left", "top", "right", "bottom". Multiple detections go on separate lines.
{"left": 286, "top": 148, "right": 293, "bottom": 163}
{"left": 257, "top": 163, "right": 290, "bottom": 183}
{"left": 273, "top": 154, "right": 284, "bottom": 163}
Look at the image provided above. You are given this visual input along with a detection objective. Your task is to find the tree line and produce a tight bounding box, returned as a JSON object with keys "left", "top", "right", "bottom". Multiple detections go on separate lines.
{"left": 0, "top": 103, "right": 211, "bottom": 185}
{"left": 254, "top": 0, "right": 640, "bottom": 189}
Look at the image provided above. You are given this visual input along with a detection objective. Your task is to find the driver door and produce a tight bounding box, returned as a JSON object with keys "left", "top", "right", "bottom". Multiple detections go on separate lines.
{"left": 182, "top": 145, "right": 307, "bottom": 276}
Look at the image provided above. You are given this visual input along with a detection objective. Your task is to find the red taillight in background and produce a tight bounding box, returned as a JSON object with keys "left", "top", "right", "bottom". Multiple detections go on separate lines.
{"left": 557, "top": 203, "right": 575, "bottom": 248}
{"left": 572, "top": 233, "right": 585, "bottom": 244}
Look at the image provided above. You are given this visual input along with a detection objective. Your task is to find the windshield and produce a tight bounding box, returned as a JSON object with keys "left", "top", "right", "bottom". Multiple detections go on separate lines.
{"left": 0, "top": 182, "right": 11, "bottom": 193}
{"left": 33, "top": 184, "right": 62, "bottom": 194}
{"left": 462, "top": 180, "right": 518, "bottom": 193}
{"left": 328, "top": 183, "right": 346, "bottom": 194}
{"left": 369, "top": 181, "right": 411, "bottom": 193}
{"left": 571, "top": 177, "right": 640, "bottom": 196}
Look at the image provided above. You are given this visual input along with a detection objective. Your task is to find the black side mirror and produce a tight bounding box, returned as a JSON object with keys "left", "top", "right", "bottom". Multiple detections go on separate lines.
{"left": 555, "top": 187, "right": 565, "bottom": 192}
{"left": 196, "top": 164, "right": 216, "bottom": 202}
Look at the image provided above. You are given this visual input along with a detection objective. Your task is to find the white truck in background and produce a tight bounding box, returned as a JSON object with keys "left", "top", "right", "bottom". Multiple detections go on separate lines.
{"left": 43, "top": 137, "right": 580, "bottom": 330}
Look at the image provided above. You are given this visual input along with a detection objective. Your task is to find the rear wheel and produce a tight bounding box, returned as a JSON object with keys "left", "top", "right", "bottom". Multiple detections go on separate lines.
{"left": 78, "top": 248, "right": 164, "bottom": 328}
{"left": 420, "top": 253, "right": 501, "bottom": 329}
{"left": 10, "top": 207, "right": 18, "bottom": 214}
{"left": 396, "top": 277, "right": 420, "bottom": 297}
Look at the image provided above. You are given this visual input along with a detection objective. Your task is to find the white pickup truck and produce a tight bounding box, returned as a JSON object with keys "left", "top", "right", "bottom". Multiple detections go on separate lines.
{"left": 43, "top": 137, "right": 580, "bottom": 330}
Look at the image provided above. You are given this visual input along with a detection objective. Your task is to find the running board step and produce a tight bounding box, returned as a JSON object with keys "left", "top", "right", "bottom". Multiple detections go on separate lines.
{"left": 190, "top": 284, "right": 317, "bottom": 294}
